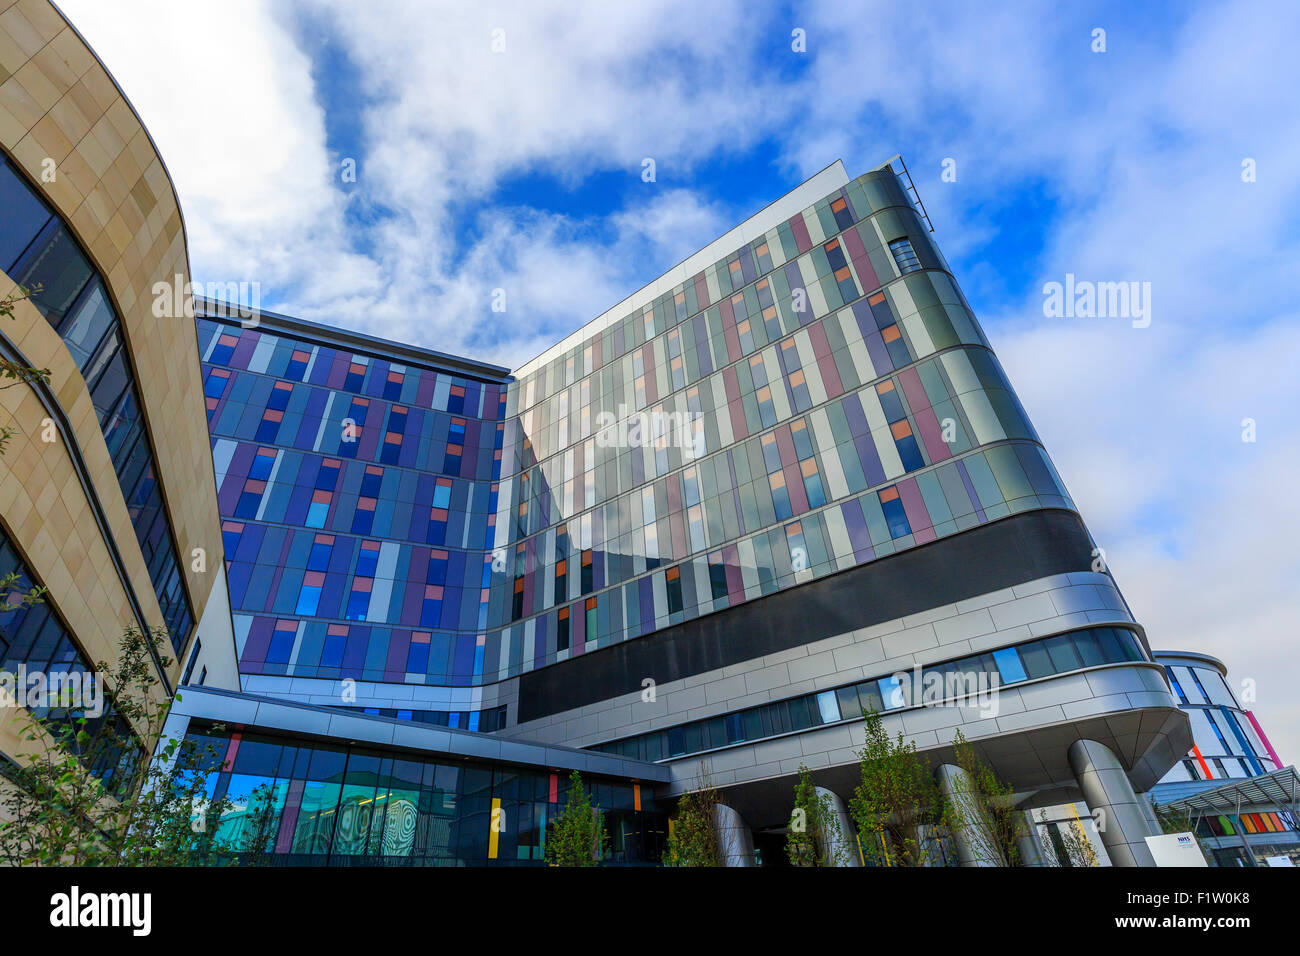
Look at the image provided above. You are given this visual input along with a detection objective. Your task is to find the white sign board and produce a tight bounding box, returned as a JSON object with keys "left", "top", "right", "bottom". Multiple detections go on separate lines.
{"left": 1145, "top": 832, "right": 1208, "bottom": 867}
{"left": 1265, "top": 855, "right": 1294, "bottom": 867}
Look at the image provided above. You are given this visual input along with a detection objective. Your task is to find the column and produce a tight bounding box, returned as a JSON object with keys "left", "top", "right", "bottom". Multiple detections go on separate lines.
{"left": 1017, "top": 810, "right": 1046, "bottom": 866}
{"left": 714, "top": 802, "right": 755, "bottom": 867}
{"left": 1233, "top": 794, "right": 1258, "bottom": 867}
{"left": 936, "top": 763, "right": 998, "bottom": 866}
{"left": 1136, "top": 791, "right": 1163, "bottom": 834}
{"left": 1068, "top": 739, "right": 1159, "bottom": 867}
{"left": 815, "top": 786, "right": 862, "bottom": 866}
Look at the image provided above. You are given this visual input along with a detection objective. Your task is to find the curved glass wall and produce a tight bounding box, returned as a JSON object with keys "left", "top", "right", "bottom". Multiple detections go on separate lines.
{"left": 0, "top": 525, "right": 143, "bottom": 793}
{"left": 176, "top": 724, "right": 666, "bottom": 866}
{"left": 594, "top": 625, "right": 1148, "bottom": 762}
{"left": 0, "top": 156, "right": 194, "bottom": 650}
{"left": 1160, "top": 659, "right": 1279, "bottom": 783}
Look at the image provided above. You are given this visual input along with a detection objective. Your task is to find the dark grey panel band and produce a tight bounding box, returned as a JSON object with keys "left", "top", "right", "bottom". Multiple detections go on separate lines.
{"left": 517, "top": 509, "right": 1095, "bottom": 723}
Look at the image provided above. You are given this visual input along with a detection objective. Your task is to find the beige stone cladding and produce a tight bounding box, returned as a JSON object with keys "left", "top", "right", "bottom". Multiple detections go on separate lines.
{"left": 0, "top": 0, "right": 223, "bottom": 695}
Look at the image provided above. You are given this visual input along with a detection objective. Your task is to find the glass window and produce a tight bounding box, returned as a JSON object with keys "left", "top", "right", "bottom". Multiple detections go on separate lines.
{"left": 879, "top": 675, "right": 907, "bottom": 709}
{"left": 231, "top": 737, "right": 284, "bottom": 776}
{"left": 55, "top": 282, "right": 117, "bottom": 372}
{"left": 702, "top": 716, "right": 725, "bottom": 750}
{"left": 204, "top": 369, "right": 229, "bottom": 399}
{"left": 1115, "top": 629, "right": 1144, "bottom": 662}
{"left": 296, "top": 583, "right": 322, "bottom": 616}
{"left": 381, "top": 768, "right": 422, "bottom": 858}
{"left": 292, "top": 778, "right": 342, "bottom": 855}
{"left": 88, "top": 345, "right": 132, "bottom": 424}
{"left": 217, "top": 775, "right": 286, "bottom": 853}
{"left": 858, "top": 681, "right": 884, "bottom": 715}
{"left": 665, "top": 566, "right": 683, "bottom": 614}
{"left": 667, "top": 726, "right": 685, "bottom": 757}
{"left": 724, "top": 712, "right": 745, "bottom": 744}
{"left": 1019, "top": 642, "right": 1054, "bottom": 680}
{"left": 643, "top": 733, "right": 664, "bottom": 762}
{"left": 835, "top": 684, "right": 862, "bottom": 719}
{"left": 14, "top": 223, "right": 94, "bottom": 321}
{"left": 1095, "top": 627, "right": 1124, "bottom": 662}
{"left": 1044, "top": 634, "right": 1081, "bottom": 673}
{"left": 1073, "top": 631, "right": 1105, "bottom": 668}
{"left": 888, "top": 237, "right": 921, "bottom": 274}
{"left": 683, "top": 722, "right": 703, "bottom": 754}
{"left": 1206, "top": 712, "right": 1237, "bottom": 754}
{"left": 993, "top": 647, "right": 1027, "bottom": 684}
{"left": 788, "top": 696, "right": 816, "bottom": 731}
{"left": 305, "top": 746, "right": 348, "bottom": 782}
{"left": 333, "top": 753, "right": 385, "bottom": 856}
{"left": 0, "top": 159, "right": 53, "bottom": 270}
{"left": 1165, "top": 665, "right": 1188, "bottom": 702}
{"left": 816, "top": 690, "right": 840, "bottom": 724}
{"left": 1200, "top": 669, "right": 1238, "bottom": 708}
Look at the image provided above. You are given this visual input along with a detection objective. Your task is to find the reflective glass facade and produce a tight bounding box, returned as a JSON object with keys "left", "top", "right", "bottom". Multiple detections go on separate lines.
{"left": 0, "top": 156, "right": 194, "bottom": 649}
{"left": 1156, "top": 656, "right": 1283, "bottom": 783}
{"left": 177, "top": 723, "right": 667, "bottom": 865}
{"left": 1146, "top": 654, "right": 1297, "bottom": 866}
{"left": 0, "top": 525, "right": 142, "bottom": 794}
{"left": 0, "top": 1, "right": 1220, "bottom": 872}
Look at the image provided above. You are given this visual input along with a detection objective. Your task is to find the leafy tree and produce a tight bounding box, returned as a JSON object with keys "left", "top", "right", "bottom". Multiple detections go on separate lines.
{"left": 544, "top": 770, "right": 605, "bottom": 866}
{"left": 1152, "top": 799, "right": 1196, "bottom": 835}
{"left": 0, "top": 570, "right": 45, "bottom": 623}
{"left": 941, "top": 729, "right": 1025, "bottom": 865}
{"left": 231, "top": 783, "right": 284, "bottom": 860}
{"left": 0, "top": 624, "right": 233, "bottom": 865}
{"left": 786, "top": 764, "right": 849, "bottom": 866}
{"left": 664, "top": 767, "right": 721, "bottom": 867}
{"left": 1035, "top": 808, "right": 1098, "bottom": 867}
{"left": 0, "top": 284, "right": 51, "bottom": 456}
{"left": 848, "top": 709, "right": 946, "bottom": 867}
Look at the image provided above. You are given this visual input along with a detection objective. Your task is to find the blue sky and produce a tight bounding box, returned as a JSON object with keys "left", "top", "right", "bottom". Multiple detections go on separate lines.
{"left": 60, "top": 0, "right": 1300, "bottom": 762}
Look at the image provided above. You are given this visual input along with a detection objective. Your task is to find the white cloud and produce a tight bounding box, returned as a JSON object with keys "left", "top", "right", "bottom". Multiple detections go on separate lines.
{"left": 58, "top": 0, "right": 381, "bottom": 312}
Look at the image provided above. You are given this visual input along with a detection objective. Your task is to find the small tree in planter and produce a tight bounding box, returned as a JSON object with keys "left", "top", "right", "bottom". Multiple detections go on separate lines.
{"left": 1035, "top": 809, "right": 1098, "bottom": 867}
{"left": 941, "top": 729, "right": 1025, "bottom": 866}
{"left": 786, "top": 764, "right": 849, "bottom": 867}
{"left": 665, "top": 766, "right": 722, "bottom": 867}
{"left": 849, "top": 710, "right": 946, "bottom": 866}
{"left": 545, "top": 770, "right": 606, "bottom": 866}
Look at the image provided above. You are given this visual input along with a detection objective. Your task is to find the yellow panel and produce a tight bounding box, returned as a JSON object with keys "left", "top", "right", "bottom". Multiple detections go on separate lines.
{"left": 488, "top": 797, "right": 502, "bottom": 859}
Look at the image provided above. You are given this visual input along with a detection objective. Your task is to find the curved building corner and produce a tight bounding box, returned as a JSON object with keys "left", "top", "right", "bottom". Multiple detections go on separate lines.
{"left": 0, "top": 0, "right": 228, "bottom": 779}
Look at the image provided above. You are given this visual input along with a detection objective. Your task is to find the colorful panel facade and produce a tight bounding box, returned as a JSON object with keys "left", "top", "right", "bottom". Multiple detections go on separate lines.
{"left": 200, "top": 166, "right": 1082, "bottom": 705}
{"left": 197, "top": 315, "right": 509, "bottom": 686}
